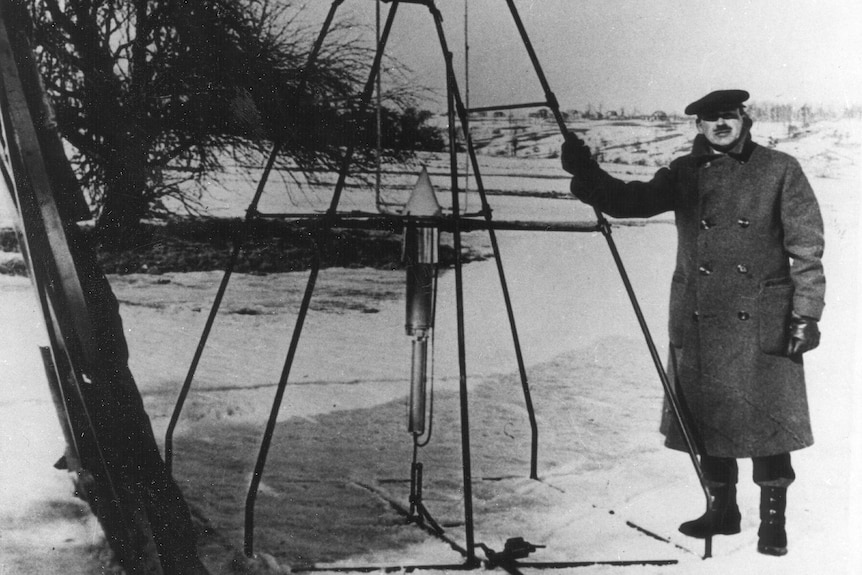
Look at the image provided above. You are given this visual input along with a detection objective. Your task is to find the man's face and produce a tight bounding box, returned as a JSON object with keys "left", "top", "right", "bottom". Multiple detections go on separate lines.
{"left": 697, "top": 108, "right": 744, "bottom": 150}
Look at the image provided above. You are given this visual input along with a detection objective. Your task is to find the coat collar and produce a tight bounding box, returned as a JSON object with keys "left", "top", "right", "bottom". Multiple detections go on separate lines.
{"left": 691, "top": 130, "right": 757, "bottom": 164}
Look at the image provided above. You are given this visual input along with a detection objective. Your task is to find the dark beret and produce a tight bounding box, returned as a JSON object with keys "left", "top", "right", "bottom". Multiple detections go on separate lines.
{"left": 684, "top": 89, "right": 750, "bottom": 116}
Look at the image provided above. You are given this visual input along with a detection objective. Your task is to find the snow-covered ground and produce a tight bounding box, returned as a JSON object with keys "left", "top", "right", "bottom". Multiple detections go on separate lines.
{"left": 1, "top": 117, "right": 860, "bottom": 574}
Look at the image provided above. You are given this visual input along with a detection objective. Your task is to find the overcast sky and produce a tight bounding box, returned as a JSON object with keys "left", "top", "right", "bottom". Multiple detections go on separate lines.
{"left": 300, "top": 0, "right": 862, "bottom": 115}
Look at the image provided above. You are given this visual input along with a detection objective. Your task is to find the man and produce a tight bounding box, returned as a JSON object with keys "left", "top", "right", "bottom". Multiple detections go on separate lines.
{"left": 561, "top": 89, "right": 824, "bottom": 556}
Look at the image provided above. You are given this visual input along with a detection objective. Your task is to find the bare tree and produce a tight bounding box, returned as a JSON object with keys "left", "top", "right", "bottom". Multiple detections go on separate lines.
{"left": 26, "top": 0, "right": 419, "bottom": 245}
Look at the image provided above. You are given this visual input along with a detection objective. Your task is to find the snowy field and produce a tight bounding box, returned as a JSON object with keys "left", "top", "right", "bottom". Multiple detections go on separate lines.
{"left": 1, "top": 117, "right": 860, "bottom": 574}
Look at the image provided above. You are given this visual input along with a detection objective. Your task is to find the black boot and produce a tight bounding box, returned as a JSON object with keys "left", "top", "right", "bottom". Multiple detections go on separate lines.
{"left": 678, "top": 484, "right": 741, "bottom": 538}
{"left": 758, "top": 486, "right": 788, "bottom": 556}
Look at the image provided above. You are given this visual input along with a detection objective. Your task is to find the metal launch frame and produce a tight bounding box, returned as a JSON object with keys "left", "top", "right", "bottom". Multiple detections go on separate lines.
{"left": 165, "top": 0, "right": 713, "bottom": 568}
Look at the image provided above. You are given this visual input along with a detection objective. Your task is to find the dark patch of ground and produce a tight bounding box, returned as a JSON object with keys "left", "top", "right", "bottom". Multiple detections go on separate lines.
{"left": 0, "top": 218, "right": 490, "bottom": 276}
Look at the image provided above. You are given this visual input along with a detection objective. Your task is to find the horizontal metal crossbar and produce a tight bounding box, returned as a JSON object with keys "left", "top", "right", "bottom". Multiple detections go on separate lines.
{"left": 253, "top": 211, "right": 602, "bottom": 233}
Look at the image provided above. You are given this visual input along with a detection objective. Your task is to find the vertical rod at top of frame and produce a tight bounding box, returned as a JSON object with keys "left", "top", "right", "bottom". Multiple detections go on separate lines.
{"left": 462, "top": 0, "right": 470, "bottom": 209}
{"left": 374, "top": 0, "right": 384, "bottom": 209}
{"left": 503, "top": 0, "right": 712, "bottom": 558}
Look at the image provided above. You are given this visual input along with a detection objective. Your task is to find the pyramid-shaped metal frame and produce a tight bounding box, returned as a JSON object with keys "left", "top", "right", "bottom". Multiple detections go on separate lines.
{"left": 164, "top": 0, "right": 714, "bottom": 566}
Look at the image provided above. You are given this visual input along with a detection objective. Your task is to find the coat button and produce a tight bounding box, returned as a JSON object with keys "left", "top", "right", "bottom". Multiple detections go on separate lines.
{"left": 736, "top": 264, "right": 749, "bottom": 274}
{"left": 737, "top": 218, "right": 750, "bottom": 228}
{"left": 698, "top": 264, "right": 712, "bottom": 276}
{"left": 738, "top": 311, "right": 750, "bottom": 320}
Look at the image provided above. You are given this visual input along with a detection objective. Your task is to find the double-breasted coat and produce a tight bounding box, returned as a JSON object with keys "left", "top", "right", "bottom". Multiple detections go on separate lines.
{"left": 571, "top": 129, "right": 825, "bottom": 458}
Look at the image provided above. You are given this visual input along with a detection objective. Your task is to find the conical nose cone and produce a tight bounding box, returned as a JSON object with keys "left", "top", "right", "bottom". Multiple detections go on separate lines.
{"left": 404, "top": 167, "right": 442, "bottom": 217}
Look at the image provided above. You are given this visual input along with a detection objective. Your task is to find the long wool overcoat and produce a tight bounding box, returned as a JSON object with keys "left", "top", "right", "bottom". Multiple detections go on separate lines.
{"left": 571, "top": 129, "right": 825, "bottom": 458}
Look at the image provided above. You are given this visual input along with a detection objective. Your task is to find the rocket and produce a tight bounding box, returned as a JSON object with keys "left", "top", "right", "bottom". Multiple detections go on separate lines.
{"left": 403, "top": 167, "right": 441, "bottom": 435}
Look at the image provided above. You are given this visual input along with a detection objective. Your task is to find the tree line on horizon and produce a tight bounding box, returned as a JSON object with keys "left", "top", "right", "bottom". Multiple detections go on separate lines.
{"left": 518, "top": 102, "right": 860, "bottom": 123}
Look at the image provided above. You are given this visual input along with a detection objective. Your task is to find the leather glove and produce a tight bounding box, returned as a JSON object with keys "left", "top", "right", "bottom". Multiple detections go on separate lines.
{"left": 786, "top": 314, "right": 820, "bottom": 356}
{"left": 561, "top": 134, "right": 593, "bottom": 176}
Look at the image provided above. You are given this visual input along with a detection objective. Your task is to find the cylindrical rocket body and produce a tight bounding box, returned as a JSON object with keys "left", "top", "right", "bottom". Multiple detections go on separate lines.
{"left": 404, "top": 223, "right": 438, "bottom": 336}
